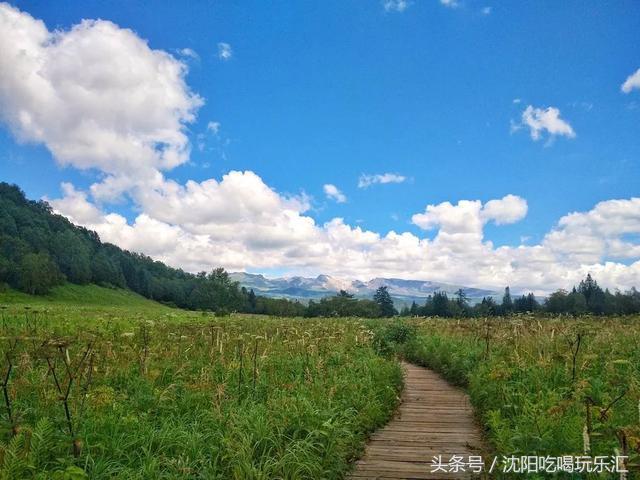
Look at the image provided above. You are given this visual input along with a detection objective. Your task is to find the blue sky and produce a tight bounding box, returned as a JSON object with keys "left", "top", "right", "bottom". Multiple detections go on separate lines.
{"left": 0, "top": 0, "right": 639, "bottom": 290}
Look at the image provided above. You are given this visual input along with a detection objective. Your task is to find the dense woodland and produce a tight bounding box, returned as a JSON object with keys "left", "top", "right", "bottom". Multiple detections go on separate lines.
{"left": 1, "top": 182, "right": 639, "bottom": 317}
{"left": 397, "top": 276, "right": 640, "bottom": 317}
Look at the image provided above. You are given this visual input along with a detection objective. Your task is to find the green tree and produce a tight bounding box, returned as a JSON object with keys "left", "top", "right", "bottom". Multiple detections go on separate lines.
{"left": 455, "top": 289, "right": 468, "bottom": 308}
{"left": 501, "top": 286, "right": 513, "bottom": 315}
{"left": 91, "top": 252, "right": 125, "bottom": 287}
{"left": 514, "top": 293, "right": 539, "bottom": 313}
{"left": 431, "top": 291, "right": 450, "bottom": 317}
{"left": 247, "top": 289, "right": 257, "bottom": 313}
{"left": 546, "top": 290, "right": 569, "bottom": 314}
{"left": 51, "top": 231, "right": 91, "bottom": 284}
{"left": 18, "top": 252, "right": 64, "bottom": 295}
{"left": 476, "top": 296, "right": 498, "bottom": 316}
{"left": 373, "top": 286, "right": 397, "bottom": 317}
{"left": 576, "top": 273, "right": 605, "bottom": 314}
{"left": 0, "top": 257, "right": 17, "bottom": 288}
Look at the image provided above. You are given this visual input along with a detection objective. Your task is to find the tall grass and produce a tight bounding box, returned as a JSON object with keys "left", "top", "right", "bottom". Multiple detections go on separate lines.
{"left": 386, "top": 316, "right": 640, "bottom": 477}
{"left": 0, "top": 306, "right": 402, "bottom": 479}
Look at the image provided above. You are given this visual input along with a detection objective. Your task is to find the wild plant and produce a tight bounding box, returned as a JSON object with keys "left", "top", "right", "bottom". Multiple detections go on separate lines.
{"left": 42, "top": 338, "right": 95, "bottom": 457}
{"left": 0, "top": 336, "right": 18, "bottom": 436}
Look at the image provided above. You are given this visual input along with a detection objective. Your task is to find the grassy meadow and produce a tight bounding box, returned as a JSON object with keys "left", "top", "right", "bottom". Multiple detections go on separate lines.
{"left": 0, "top": 288, "right": 402, "bottom": 479}
{"left": 1, "top": 285, "right": 639, "bottom": 478}
{"left": 388, "top": 316, "right": 640, "bottom": 476}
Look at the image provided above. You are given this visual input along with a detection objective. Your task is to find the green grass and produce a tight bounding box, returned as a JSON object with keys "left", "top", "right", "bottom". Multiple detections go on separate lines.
{"left": 376, "top": 316, "right": 640, "bottom": 479}
{"left": 13, "top": 288, "right": 639, "bottom": 479}
{"left": 0, "top": 283, "right": 168, "bottom": 309}
{"left": 0, "top": 300, "right": 402, "bottom": 479}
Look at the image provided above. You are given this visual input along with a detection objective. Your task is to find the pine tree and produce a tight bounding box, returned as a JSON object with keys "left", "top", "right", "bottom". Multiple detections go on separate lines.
{"left": 432, "top": 291, "right": 450, "bottom": 317}
{"left": 455, "top": 288, "right": 468, "bottom": 308}
{"left": 248, "top": 289, "right": 257, "bottom": 312}
{"left": 577, "top": 274, "right": 605, "bottom": 314}
{"left": 373, "top": 286, "right": 396, "bottom": 317}
{"left": 502, "top": 286, "right": 513, "bottom": 315}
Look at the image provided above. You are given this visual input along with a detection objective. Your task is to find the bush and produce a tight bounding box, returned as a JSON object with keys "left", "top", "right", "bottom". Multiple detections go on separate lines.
{"left": 372, "top": 320, "right": 417, "bottom": 356}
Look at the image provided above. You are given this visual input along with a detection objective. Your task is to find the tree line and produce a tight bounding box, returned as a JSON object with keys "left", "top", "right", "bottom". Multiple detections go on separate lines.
{"left": 1, "top": 183, "right": 638, "bottom": 317}
{"left": 0, "top": 182, "right": 399, "bottom": 318}
{"left": 0, "top": 183, "right": 247, "bottom": 311}
{"left": 397, "top": 275, "right": 640, "bottom": 317}
{"left": 256, "top": 275, "right": 640, "bottom": 318}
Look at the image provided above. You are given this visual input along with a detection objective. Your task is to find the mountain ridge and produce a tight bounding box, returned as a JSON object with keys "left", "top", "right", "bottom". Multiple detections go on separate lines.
{"left": 229, "top": 272, "right": 499, "bottom": 304}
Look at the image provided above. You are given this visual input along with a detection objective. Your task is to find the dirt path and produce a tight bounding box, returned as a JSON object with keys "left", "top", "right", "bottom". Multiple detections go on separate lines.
{"left": 349, "top": 362, "right": 486, "bottom": 479}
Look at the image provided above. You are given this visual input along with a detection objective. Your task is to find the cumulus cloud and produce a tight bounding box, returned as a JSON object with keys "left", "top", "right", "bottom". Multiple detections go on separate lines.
{"left": 409, "top": 194, "right": 528, "bottom": 233}
{"left": 3, "top": 3, "right": 639, "bottom": 294}
{"left": 543, "top": 198, "right": 640, "bottom": 263}
{"left": 217, "top": 42, "right": 232, "bottom": 60}
{"left": 358, "top": 173, "right": 407, "bottom": 188}
{"left": 323, "top": 184, "right": 347, "bottom": 203}
{"left": 51, "top": 168, "right": 639, "bottom": 293}
{"left": 0, "top": 3, "right": 203, "bottom": 200}
{"left": 51, "top": 176, "right": 640, "bottom": 292}
{"left": 519, "top": 105, "right": 575, "bottom": 141}
{"left": 412, "top": 199, "right": 486, "bottom": 234}
{"left": 482, "top": 194, "right": 528, "bottom": 225}
{"left": 52, "top": 171, "right": 318, "bottom": 271}
{"left": 409, "top": 195, "right": 527, "bottom": 265}
{"left": 621, "top": 68, "right": 640, "bottom": 93}
{"left": 382, "top": 0, "right": 410, "bottom": 13}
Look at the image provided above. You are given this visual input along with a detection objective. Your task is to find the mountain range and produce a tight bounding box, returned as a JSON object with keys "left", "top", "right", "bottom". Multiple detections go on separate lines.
{"left": 229, "top": 272, "right": 498, "bottom": 306}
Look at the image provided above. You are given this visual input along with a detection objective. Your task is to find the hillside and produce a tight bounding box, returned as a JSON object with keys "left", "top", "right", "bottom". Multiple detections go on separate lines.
{"left": 0, "top": 282, "right": 169, "bottom": 309}
{"left": 0, "top": 182, "right": 248, "bottom": 312}
{"left": 0, "top": 182, "right": 417, "bottom": 318}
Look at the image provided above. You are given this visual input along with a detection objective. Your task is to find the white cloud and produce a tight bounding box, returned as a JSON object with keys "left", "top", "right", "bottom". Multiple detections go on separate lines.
{"left": 519, "top": 105, "right": 575, "bottom": 141}
{"left": 543, "top": 198, "right": 640, "bottom": 263}
{"left": 49, "top": 183, "right": 105, "bottom": 225}
{"left": 412, "top": 199, "right": 485, "bottom": 234}
{"left": 51, "top": 175, "right": 640, "bottom": 292}
{"left": 513, "top": 98, "right": 521, "bottom": 104}
{"left": 52, "top": 171, "right": 319, "bottom": 271}
{"left": 621, "top": 68, "right": 640, "bottom": 93}
{"left": 207, "top": 121, "right": 221, "bottom": 134}
{"left": 3, "top": 4, "right": 639, "bottom": 293}
{"left": 382, "top": 0, "right": 410, "bottom": 13}
{"left": 481, "top": 6, "right": 492, "bottom": 15}
{"left": 440, "top": 0, "right": 459, "bottom": 8}
{"left": 323, "top": 184, "right": 347, "bottom": 203}
{"left": 0, "top": 3, "right": 203, "bottom": 200}
{"left": 409, "top": 195, "right": 527, "bottom": 262}
{"left": 358, "top": 173, "right": 407, "bottom": 188}
{"left": 482, "top": 194, "right": 528, "bottom": 225}
{"left": 178, "top": 48, "right": 199, "bottom": 60}
{"left": 217, "top": 42, "right": 232, "bottom": 61}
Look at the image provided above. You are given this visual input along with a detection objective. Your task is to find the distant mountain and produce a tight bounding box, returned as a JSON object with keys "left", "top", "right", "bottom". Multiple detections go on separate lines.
{"left": 229, "top": 272, "right": 498, "bottom": 305}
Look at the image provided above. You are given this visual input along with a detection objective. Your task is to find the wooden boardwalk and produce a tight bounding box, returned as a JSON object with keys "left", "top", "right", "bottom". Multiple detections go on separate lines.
{"left": 349, "top": 363, "right": 486, "bottom": 479}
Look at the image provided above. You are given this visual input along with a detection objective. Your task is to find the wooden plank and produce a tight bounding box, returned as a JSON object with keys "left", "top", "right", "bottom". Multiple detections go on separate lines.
{"left": 348, "top": 362, "right": 486, "bottom": 480}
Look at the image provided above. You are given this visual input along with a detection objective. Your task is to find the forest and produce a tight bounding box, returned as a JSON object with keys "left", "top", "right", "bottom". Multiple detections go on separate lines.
{"left": 1, "top": 182, "right": 639, "bottom": 318}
